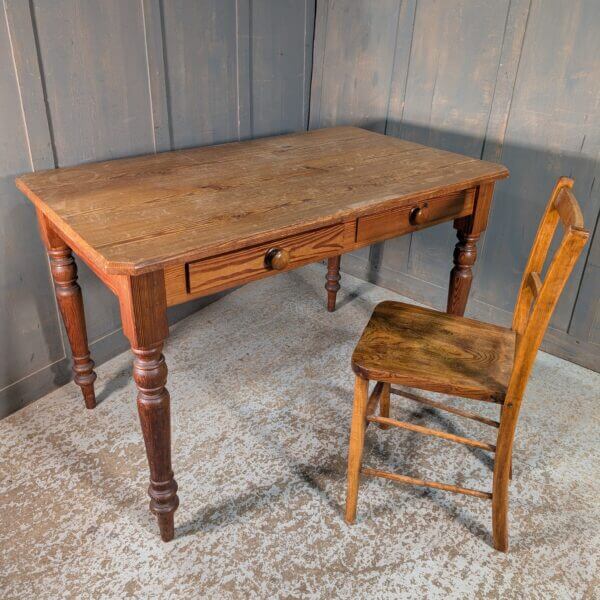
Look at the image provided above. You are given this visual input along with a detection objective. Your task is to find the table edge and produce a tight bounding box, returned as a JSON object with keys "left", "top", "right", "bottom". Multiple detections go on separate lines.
{"left": 17, "top": 169, "right": 508, "bottom": 275}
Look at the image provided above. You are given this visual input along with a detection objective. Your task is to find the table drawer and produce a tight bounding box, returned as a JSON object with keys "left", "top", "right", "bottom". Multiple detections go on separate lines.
{"left": 187, "top": 223, "right": 346, "bottom": 296}
{"left": 356, "top": 188, "right": 475, "bottom": 245}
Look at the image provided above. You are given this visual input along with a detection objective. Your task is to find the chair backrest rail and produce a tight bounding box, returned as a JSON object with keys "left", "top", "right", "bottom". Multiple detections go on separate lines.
{"left": 526, "top": 271, "right": 543, "bottom": 299}
{"left": 509, "top": 177, "right": 589, "bottom": 402}
{"left": 555, "top": 187, "right": 584, "bottom": 229}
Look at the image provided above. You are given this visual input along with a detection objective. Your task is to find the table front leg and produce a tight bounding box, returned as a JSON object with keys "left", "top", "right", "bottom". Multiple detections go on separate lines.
{"left": 37, "top": 212, "right": 96, "bottom": 408}
{"left": 132, "top": 342, "right": 178, "bottom": 541}
{"left": 118, "top": 271, "right": 179, "bottom": 541}
{"left": 447, "top": 183, "right": 496, "bottom": 316}
{"left": 325, "top": 255, "right": 341, "bottom": 312}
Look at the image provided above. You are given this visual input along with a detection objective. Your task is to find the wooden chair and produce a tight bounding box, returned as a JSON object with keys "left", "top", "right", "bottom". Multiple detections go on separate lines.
{"left": 345, "top": 177, "right": 589, "bottom": 551}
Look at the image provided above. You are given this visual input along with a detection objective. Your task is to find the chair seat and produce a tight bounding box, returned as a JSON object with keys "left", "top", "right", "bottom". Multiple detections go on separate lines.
{"left": 351, "top": 301, "right": 516, "bottom": 403}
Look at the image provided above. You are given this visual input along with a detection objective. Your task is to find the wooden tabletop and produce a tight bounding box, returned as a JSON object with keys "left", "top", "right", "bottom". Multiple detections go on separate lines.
{"left": 17, "top": 127, "right": 508, "bottom": 275}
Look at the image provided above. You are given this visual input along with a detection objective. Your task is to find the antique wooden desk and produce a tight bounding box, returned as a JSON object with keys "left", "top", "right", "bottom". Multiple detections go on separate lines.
{"left": 16, "top": 127, "right": 508, "bottom": 542}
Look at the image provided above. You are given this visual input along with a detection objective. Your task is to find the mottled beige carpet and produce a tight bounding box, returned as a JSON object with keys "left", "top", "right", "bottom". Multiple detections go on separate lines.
{"left": 1, "top": 264, "right": 599, "bottom": 599}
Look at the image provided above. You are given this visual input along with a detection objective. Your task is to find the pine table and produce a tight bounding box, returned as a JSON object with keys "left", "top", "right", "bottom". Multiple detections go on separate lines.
{"left": 16, "top": 126, "right": 508, "bottom": 541}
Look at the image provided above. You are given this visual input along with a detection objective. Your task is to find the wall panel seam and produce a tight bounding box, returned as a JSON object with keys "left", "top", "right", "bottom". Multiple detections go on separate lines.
{"left": 3, "top": 0, "right": 66, "bottom": 364}
{"left": 567, "top": 201, "right": 600, "bottom": 335}
{"left": 235, "top": 0, "right": 252, "bottom": 140}
{"left": 308, "top": 0, "right": 330, "bottom": 129}
{"left": 141, "top": 0, "right": 171, "bottom": 152}
{"left": 382, "top": 0, "right": 405, "bottom": 136}
{"left": 473, "top": 0, "right": 532, "bottom": 295}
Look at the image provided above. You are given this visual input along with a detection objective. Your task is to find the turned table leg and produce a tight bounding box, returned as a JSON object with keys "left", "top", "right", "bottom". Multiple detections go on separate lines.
{"left": 447, "top": 183, "right": 496, "bottom": 316}
{"left": 447, "top": 227, "right": 480, "bottom": 317}
{"left": 133, "top": 343, "right": 179, "bottom": 541}
{"left": 325, "top": 255, "right": 341, "bottom": 312}
{"left": 37, "top": 212, "right": 96, "bottom": 408}
{"left": 118, "top": 270, "right": 179, "bottom": 541}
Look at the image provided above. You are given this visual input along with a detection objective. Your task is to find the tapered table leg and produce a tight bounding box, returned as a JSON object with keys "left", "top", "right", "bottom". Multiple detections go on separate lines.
{"left": 325, "top": 255, "right": 341, "bottom": 312}
{"left": 118, "top": 270, "right": 179, "bottom": 541}
{"left": 37, "top": 212, "right": 96, "bottom": 408}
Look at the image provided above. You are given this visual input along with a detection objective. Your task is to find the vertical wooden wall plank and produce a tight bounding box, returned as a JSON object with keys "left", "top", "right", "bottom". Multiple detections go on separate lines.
{"left": 141, "top": 0, "right": 172, "bottom": 152}
{"left": 250, "top": 0, "right": 313, "bottom": 137}
{"left": 235, "top": 0, "right": 252, "bottom": 140}
{"left": 480, "top": 0, "right": 532, "bottom": 165}
{"left": 394, "top": 0, "right": 511, "bottom": 290}
{"left": 309, "top": 0, "right": 402, "bottom": 270}
{"left": 309, "top": 0, "right": 401, "bottom": 133}
{"left": 32, "top": 0, "right": 155, "bottom": 165}
{"left": 302, "top": 0, "right": 316, "bottom": 130}
{"left": 476, "top": 0, "right": 600, "bottom": 332}
{"left": 385, "top": 0, "right": 417, "bottom": 138}
{"left": 162, "top": 0, "right": 239, "bottom": 149}
{"left": 470, "top": 0, "right": 532, "bottom": 291}
{"left": 3, "top": 0, "right": 55, "bottom": 170}
{"left": 0, "top": 2, "right": 65, "bottom": 395}
{"left": 308, "top": 0, "right": 330, "bottom": 129}
{"left": 569, "top": 213, "right": 600, "bottom": 344}
{"left": 371, "top": 0, "right": 416, "bottom": 274}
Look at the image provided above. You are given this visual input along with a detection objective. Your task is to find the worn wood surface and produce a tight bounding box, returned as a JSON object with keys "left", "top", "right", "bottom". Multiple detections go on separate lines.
{"left": 1, "top": 1, "right": 315, "bottom": 418}
{"left": 352, "top": 301, "right": 515, "bottom": 402}
{"left": 17, "top": 127, "right": 507, "bottom": 276}
{"left": 355, "top": 189, "right": 474, "bottom": 245}
{"left": 186, "top": 223, "right": 348, "bottom": 298}
{"left": 311, "top": 0, "right": 600, "bottom": 372}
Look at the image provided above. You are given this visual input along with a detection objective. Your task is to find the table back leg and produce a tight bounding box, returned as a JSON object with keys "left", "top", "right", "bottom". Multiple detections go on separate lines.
{"left": 37, "top": 212, "right": 96, "bottom": 408}
{"left": 325, "top": 255, "right": 341, "bottom": 312}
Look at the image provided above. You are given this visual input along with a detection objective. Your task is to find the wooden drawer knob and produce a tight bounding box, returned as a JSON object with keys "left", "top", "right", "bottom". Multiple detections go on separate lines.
{"left": 265, "top": 247, "right": 290, "bottom": 270}
{"left": 409, "top": 203, "right": 429, "bottom": 225}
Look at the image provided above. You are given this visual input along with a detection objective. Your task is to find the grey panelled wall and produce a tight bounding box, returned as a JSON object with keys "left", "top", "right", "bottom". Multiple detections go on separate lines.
{"left": 310, "top": 0, "right": 600, "bottom": 372}
{"left": 0, "top": 0, "right": 315, "bottom": 419}
{"left": 1, "top": 0, "right": 598, "bottom": 422}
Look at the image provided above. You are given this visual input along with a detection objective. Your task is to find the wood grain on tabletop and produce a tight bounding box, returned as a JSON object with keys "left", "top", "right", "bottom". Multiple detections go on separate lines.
{"left": 16, "top": 126, "right": 508, "bottom": 274}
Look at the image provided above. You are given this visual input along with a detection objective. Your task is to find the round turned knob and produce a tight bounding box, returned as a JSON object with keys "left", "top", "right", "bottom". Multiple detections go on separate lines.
{"left": 409, "top": 203, "right": 429, "bottom": 225}
{"left": 265, "top": 247, "right": 290, "bottom": 270}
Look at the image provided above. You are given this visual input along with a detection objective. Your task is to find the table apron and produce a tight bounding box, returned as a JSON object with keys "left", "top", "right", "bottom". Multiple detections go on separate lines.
{"left": 164, "top": 187, "right": 476, "bottom": 307}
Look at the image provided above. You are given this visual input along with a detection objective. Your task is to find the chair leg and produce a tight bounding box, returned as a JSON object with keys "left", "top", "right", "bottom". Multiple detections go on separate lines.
{"left": 379, "top": 382, "right": 391, "bottom": 429}
{"left": 492, "top": 405, "right": 517, "bottom": 552}
{"left": 345, "top": 375, "right": 369, "bottom": 524}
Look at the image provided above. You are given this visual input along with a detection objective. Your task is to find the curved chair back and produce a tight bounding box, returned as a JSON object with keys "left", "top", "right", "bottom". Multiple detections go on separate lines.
{"left": 509, "top": 177, "right": 589, "bottom": 401}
